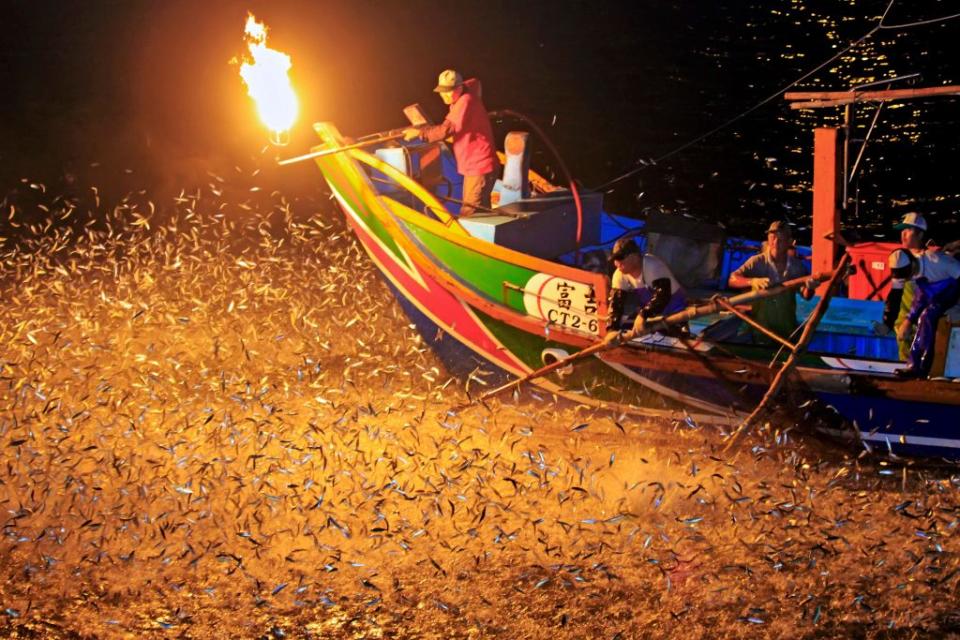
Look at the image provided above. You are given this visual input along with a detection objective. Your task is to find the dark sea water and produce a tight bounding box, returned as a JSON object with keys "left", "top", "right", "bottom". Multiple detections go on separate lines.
{"left": 1, "top": 0, "right": 958, "bottom": 242}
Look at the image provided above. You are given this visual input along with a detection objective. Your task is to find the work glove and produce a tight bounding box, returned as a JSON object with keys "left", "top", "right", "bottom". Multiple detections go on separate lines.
{"left": 896, "top": 319, "right": 913, "bottom": 343}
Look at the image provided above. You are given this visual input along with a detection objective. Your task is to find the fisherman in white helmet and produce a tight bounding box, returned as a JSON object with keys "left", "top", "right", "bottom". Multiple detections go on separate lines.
{"left": 887, "top": 246, "right": 960, "bottom": 378}
{"left": 404, "top": 69, "right": 498, "bottom": 216}
{"left": 881, "top": 212, "right": 929, "bottom": 358}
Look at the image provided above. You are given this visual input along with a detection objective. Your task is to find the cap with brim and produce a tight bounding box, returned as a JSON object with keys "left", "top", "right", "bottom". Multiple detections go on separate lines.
{"left": 433, "top": 69, "right": 463, "bottom": 93}
{"left": 766, "top": 221, "right": 792, "bottom": 235}
{"left": 893, "top": 212, "right": 927, "bottom": 232}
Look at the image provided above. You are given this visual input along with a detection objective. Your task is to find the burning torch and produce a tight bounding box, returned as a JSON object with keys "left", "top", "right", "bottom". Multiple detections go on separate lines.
{"left": 235, "top": 14, "right": 411, "bottom": 163}
{"left": 236, "top": 13, "right": 298, "bottom": 146}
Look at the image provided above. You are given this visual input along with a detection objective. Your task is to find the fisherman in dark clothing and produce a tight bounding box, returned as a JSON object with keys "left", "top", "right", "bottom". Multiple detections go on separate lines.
{"left": 605, "top": 237, "right": 687, "bottom": 337}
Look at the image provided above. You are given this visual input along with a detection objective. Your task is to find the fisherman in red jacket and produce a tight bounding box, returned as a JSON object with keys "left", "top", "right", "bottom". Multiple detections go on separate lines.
{"left": 404, "top": 69, "right": 499, "bottom": 216}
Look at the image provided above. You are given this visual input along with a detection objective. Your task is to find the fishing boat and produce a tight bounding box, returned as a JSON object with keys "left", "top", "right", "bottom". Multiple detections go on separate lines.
{"left": 301, "top": 93, "right": 960, "bottom": 461}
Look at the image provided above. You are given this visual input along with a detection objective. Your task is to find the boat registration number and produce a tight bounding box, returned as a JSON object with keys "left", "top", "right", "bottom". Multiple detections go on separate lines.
{"left": 522, "top": 274, "right": 601, "bottom": 336}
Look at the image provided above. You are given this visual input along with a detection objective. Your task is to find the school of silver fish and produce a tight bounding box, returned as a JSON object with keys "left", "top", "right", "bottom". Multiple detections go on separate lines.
{"left": 2, "top": 163, "right": 960, "bottom": 639}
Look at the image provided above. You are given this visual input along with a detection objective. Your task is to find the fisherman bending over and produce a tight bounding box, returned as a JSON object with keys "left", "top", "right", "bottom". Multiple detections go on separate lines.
{"left": 606, "top": 237, "right": 687, "bottom": 337}
{"left": 887, "top": 247, "right": 960, "bottom": 379}
{"left": 403, "top": 69, "right": 498, "bottom": 216}
{"left": 727, "top": 221, "right": 815, "bottom": 341}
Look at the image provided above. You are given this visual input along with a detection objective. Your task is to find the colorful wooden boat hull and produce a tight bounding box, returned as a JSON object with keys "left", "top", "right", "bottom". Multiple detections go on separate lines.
{"left": 309, "top": 122, "right": 960, "bottom": 460}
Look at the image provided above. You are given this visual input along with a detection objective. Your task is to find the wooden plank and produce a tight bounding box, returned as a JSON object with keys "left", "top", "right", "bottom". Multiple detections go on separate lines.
{"left": 785, "top": 84, "right": 960, "bottom": 101}
{"left": 786, "top": 85, "right": 960, "bottom": 109}
{"left": 812, "top": 127, "right": 843, "bottom": 294}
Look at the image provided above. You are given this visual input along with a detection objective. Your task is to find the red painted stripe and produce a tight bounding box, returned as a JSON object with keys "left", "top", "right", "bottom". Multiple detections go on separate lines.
{"left": 343, "top": 206, "right": 530, "bottom": 374}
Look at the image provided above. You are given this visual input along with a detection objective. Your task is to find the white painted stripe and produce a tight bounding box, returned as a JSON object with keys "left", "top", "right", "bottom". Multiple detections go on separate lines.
{"left": 859, "top": 432, "right": 960, "bottom": 450}
{"left": 817, "top": 426, "right": 960, "bottom": 451}
{"left": 820, "top": 356, "right": 900, "bottom": 374}
{"left": 599, "top": 359, "right": 742, "bottom": 417}
{"left": 628, "top": 332, "right": 713, "bottom": 352}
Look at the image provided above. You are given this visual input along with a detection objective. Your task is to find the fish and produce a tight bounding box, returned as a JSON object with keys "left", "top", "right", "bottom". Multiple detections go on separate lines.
{"left": 0, "top": 156, "right": 948, "bottom": 639}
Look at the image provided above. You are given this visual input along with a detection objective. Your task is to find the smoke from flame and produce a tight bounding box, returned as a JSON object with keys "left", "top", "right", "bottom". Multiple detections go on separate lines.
{"left": 237, "top": 13, "right": 298, "bottom": 137}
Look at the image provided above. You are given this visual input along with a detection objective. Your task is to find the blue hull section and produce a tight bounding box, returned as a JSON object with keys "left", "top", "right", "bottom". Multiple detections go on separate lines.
{"left": 816, "top": 391, "right": 960, "bottom": 460}
{"left": 629, "top": 361, "right": 960, "bottom": 461}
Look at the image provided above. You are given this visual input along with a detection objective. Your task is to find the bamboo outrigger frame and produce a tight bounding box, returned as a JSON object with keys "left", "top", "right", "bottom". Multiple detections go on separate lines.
{"left": 784, "top": 84, "right": 960, "bottom": 282}
{"left": 785, "top": 83, "right": 960, "bottom": 109}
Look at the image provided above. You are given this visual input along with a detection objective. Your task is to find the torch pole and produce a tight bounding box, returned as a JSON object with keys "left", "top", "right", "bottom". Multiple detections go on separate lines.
{"left": 277, "top": 130, "right": 408, "bottom": 166}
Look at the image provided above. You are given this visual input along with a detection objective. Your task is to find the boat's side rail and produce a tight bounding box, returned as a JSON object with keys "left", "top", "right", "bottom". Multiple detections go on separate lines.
{"left": 310, "top": 123, "right": 610, "bottom": 343}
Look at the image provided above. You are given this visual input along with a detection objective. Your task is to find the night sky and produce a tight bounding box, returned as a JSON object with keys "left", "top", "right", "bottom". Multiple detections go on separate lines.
{"left": 1, "top": 0, "right": 958, "bottom": 235}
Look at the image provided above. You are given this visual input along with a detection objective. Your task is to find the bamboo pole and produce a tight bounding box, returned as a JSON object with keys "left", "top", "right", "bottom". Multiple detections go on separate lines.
{"left": 713, "top": 297, "right": 797, "bottom": 352}
{"left": 785, "top": 84, "right": 960, "bottom": 109}
{"left": 723, "top": 253, "right": 852, "bottom": 453}
{"left": 473, "top": 269, "right": 835, "bottom": 405}
{"left": 639, "top": 270, "right": 833, "bottom": 335}
{"left": 277, "top": 131, "right": 406, "bottom": 166}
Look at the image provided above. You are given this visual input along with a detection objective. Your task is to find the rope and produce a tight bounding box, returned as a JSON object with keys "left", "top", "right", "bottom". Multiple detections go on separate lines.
{"left": 879, "top": 11, "right": 960, "bottom": 30}
{"left": 591, "top": 0, "right": 897, "bottom": 193}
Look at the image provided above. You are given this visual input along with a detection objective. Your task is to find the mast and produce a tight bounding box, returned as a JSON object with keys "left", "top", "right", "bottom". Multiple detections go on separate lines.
{"left": 784, "top": 84, "right": 960, "bottom": 280}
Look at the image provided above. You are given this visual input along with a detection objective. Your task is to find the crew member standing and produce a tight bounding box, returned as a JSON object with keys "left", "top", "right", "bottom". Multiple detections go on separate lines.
{"left": 882, "top": 212, "right": 928, "bottom": 359}
{"left": 727, "top": 221, "right": 815, "bottom": 341}
{"left": 404, "top": 69, "right": 498, "bottom": 216}
{"left": 888, "top": 248, "right": 960, "bottom": 378}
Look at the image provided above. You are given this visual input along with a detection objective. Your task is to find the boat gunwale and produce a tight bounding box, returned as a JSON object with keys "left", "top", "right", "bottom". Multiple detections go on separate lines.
{"left": 343, "top": 145, "right": 611, "bottom": 301}
{"left": 312, "top": 132, "right": 607, "bottom": 347}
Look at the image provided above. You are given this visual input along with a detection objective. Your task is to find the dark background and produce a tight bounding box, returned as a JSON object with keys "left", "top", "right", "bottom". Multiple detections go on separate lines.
{"left": 1, "top": 0, "right": 958, "bottom": 241}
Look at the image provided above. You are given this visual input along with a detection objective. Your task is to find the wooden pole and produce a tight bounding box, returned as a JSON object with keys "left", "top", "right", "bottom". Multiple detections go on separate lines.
{"left": 472, "top": 270, "right": 835, "bottom": 405}
{"left": 713, "top": 297, "right": 797, "bottom": 352}
{"left": 785, "top": 84, "right": 960, "bottom": 109}
{"left": 641, "top": 270, "right": 833, "bottom": 334}
{"left": 723, "top": 253, "right": 852, "bottom": 453}
{"left": 277, "top": 131, "right": 406, "bottom": 166}
{"left": 476, "top": 339, "right": 614, "bottom": 403}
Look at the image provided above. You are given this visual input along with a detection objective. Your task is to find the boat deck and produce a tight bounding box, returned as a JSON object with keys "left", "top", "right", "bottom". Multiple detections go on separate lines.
{"left": 361, "top": 137, "right": 957, "bottom": 371}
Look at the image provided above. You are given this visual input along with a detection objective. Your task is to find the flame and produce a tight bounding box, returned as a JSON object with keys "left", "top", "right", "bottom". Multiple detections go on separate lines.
{"left": 237, "top": 13, "right": 298, "bottom": 139}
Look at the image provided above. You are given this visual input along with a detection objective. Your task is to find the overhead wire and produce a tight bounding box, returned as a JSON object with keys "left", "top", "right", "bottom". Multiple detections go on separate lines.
{"left": 591, "top": 0, "right": 903, "bottom": 192}
{"left": 879, "top": 11, "right": 960, "bottom": 30}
